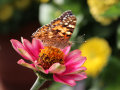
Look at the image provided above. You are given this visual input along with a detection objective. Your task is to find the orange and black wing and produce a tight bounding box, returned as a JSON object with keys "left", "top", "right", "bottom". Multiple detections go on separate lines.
{"left": 32, "top": 10, "right": 76, "bottom": 48}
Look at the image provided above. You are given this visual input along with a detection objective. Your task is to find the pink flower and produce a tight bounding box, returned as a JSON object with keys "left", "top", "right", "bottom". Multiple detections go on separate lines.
{"left": 10, "top": 37, "right": 87, "bottom": 86}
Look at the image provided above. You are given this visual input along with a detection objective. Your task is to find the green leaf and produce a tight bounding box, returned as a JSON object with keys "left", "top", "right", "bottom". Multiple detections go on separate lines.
{"left": 105, "top": 85, "right": 120, "bottom": 90}
{"left": 102, "top": 2, "right": 120, "bottom": 18}
{"left": 60, "top": 3, "right": 81, "bottom": 14}
{"left": 101, "top": 56, "right": 120, "bottom": 90}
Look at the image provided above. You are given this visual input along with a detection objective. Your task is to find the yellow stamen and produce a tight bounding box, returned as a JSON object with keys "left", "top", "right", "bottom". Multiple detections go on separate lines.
{"left": 38, "top": 46, "right": 64, "bottom": 69}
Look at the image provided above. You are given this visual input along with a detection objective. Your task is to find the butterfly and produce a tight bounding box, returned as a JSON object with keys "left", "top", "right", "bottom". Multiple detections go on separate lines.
{"left": 32, "top": 10, "right": 76, "bottom": 49}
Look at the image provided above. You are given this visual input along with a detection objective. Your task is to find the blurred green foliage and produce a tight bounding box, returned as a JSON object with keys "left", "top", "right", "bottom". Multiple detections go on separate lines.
{"left": 102, "top": 2, "right": 120, "bottom": 18}
{"left": 0, "top": 0, "right": 39, "bottom": 34}
{"left": 102, "top": 56, "right": 120, "bottom": 90}
{"left": 117, "top": 24, "right": 120, "bottom": 49}
{"left": 0, "top": 0, "right": 13, "bottom": 6}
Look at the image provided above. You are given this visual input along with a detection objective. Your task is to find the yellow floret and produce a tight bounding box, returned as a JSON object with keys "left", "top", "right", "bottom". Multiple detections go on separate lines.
{"left": 79, "top": 37, "right": 111, "bottom": 77}
{"left": 87, "top": 0, "right": 119, "bottom": 25}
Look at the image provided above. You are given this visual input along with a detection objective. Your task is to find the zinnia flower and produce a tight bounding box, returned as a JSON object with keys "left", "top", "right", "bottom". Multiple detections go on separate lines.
{"left": 79, "top": 37, "right": 111, "bottom": 77}
{"left": 10, "top": 37, "right": 87, "bottom": 86}
{"left": 87, "top": 0, "right": 118, "bottom": 25}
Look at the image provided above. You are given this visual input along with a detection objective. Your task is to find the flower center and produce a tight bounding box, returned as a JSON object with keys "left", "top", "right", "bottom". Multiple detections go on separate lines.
{"left": 38, "top": 46, "right": 64, "bottom": 69}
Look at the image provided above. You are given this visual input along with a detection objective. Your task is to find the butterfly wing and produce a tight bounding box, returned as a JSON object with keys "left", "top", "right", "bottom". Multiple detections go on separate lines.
{"left": 32, "top": 10, "right": 76, "bottom": 48}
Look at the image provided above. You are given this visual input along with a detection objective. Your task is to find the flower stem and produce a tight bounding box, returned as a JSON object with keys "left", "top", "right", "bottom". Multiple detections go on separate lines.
{"left": 30, "top": 76, "right": 46, "bottom": 90}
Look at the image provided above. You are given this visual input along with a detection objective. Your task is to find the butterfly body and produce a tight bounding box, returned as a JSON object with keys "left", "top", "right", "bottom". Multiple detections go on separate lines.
{"left": 32, "top": 10, "right": 76, "bottom": 49}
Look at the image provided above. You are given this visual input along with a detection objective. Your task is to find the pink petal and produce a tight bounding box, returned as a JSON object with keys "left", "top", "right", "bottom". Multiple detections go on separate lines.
{"left": 32, "top": 38, "right": 44, "bottom": 56}
{"left": 17, "top": 59, "right": 36, "bottom": 70}
{"left": 62, "top": 67, "right": 87, "bottom": 75}
{"left": 68, "top": 57, "right": 86, "bottom": 69}
{"left": 48, "top": 63, "right": 66, "bottom": 74}
{"left": 59, "top": 73, "right": 87, "bottom": 81}
{"left": 64, "top": 50, "right": 81, "bottom": 63}
{"left": 10, "top": 39, "right": 33, "bottom": 60}
{"left": 72, "top": 73, "right": 87, "bottom": 81}
{"left": 65, "top": 56, "right": 86, "bottom": 67}
{"left": 53, "top": 74, "right": 76, "bottom": 86}
{"left": 18, "top": 48, "right": 34, "bottom": 61}
{"left": 62, "top": 46, "right": 71, "bottom": 56}
{"left": 22, "top": 38, "right": 37, "bottom": 60}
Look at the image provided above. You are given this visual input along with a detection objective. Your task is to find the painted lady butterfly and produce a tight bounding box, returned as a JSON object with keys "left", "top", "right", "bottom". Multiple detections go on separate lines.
{"left": 32, "top": 10, "right": 76, "bottom": 49}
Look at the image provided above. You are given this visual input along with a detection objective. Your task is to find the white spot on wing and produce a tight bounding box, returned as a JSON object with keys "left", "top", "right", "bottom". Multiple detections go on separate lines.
{"left": 66, "top": 31, "right": 71, "bottom": 35}
{"left": 68, "top": 25, "right": 75, "bottom": 28}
